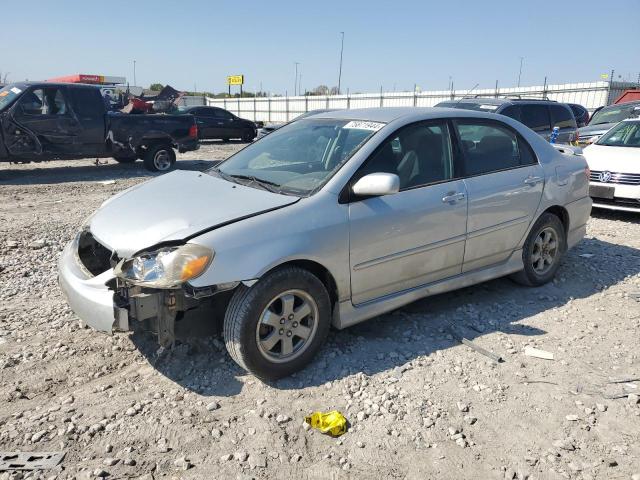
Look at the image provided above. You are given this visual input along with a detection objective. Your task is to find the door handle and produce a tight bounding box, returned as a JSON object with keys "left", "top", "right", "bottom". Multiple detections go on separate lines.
{"left": 524, "top": 176, "right": 543, "bottom": 186}
{"left": 442, "top": 192, "right": 465, "bottom": 203}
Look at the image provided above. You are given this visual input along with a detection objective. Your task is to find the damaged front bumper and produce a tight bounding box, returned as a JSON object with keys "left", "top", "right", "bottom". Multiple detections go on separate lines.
{"left": 58, "top": 237, "right": 128, "bottom": 333}
{"left": 58, "top": 234, "right": 237, "bottom": 346}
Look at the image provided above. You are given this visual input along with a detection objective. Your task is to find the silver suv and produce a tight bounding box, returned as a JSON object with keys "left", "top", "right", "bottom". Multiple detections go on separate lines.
{"left": 59, "top": 107, "right": 591, "bottom": 380}
{"left": 436, "top": 98, "right": 578, "bottom": 144}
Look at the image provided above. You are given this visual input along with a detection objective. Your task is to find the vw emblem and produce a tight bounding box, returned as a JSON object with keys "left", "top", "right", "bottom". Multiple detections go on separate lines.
{"left": 599, "top": 171, "right": 612, "bottom": 183}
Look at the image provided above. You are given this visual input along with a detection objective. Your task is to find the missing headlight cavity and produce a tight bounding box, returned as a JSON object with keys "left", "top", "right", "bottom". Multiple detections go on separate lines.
{"left": 77, "top": 231, "right": 113, "bottom": 276}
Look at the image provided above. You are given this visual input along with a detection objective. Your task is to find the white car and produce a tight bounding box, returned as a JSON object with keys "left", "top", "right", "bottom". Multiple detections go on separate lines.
{"left": 583, "top": 118, "right": 640, "bottom": 212}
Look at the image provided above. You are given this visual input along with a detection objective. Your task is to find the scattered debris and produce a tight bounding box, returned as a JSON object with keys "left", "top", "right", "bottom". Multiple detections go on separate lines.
{"left": 524, "top": 347, "right": 554, "bottom": 360}
{"left": 100, "top": 180, "right": 116, "bottom": 185}
{"left": 0, "top": 452, "right": 65, "bottom": 471}
{"left": 304, "top": 411, "right": 348, "bottom": 437}
{"left": 579, "top": 253, "right": 595, "bottom": 258}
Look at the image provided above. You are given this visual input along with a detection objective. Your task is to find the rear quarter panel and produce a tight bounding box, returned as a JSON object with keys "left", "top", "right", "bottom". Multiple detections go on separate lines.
{"left": 496, "top": 115, "right": 591, "bottom": 248}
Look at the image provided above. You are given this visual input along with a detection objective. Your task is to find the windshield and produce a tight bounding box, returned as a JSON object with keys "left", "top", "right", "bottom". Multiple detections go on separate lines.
{"left": 589, "top": 104, "right": 640, "bottom": 125}
{"left": 213, "top": 118, "right": 384, "bottom": 195}
{"left": 0, "top": 84, "right": 24, "bottom": 112}
{"left": 436, "top": 101, "right": 500, "bottom": 112}
{"left": 596, "top": 121, "right": 640, "bottom": 148}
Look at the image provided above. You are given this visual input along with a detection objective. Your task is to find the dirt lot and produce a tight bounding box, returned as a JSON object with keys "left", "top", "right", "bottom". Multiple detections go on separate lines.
{"left": 1, "top": 144, "right": 639, "bottom": 480}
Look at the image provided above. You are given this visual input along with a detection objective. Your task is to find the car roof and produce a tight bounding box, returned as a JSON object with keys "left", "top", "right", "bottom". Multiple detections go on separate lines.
{"left": 602, "top": 100, "right": 640, "bottom": 110}
{"left": 311, "top": 106, "right": 518, "bottom": 123}
{"left": 7, "top": 81, "right": 100, "bottom": 89}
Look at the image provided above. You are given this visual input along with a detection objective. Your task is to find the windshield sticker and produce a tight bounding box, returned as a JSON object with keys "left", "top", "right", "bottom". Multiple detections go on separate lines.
{"left": 344, "top": 120, "right": 385, "bottom": 131}
{"left": 479, "top": 104, "right": 499, "bottom": 111}
{"left": 10, "top": 87, "right": 22, "bottom": 94}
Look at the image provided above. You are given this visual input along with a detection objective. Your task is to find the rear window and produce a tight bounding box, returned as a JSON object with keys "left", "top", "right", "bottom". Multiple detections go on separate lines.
{"left": 550, "top": 105, "right": 576, "bottom": 129}
{"left": 520, "top": 105, "right": 551, "bottom": 132}
{"left": 69, "top": 88, "right": 104, "bottom": 117}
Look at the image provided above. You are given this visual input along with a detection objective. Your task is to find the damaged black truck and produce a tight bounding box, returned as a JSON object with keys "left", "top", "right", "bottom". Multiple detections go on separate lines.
{"left": 0, "top": 82, "right": 199, "bottom": 172}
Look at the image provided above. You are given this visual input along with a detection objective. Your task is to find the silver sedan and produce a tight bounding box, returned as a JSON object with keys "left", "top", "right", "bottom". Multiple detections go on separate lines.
{"left": 59, "top": 107, "right": 592, "bottom": 380}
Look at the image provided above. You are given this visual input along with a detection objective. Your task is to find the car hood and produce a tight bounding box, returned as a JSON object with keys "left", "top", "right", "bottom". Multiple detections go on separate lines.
{"left": 89, "top": 170, "right": 299, "bottom": 257}
{"left": 583, "top": 144, "right": 640, "bottom": 172}
{"left": 578, "top": 123, "right": 616, "bottom": 137}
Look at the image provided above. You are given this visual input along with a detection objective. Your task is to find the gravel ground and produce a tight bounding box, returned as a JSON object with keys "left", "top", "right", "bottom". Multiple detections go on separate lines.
{"left": 0, "top": 143, "right": 639, "bottom": 480}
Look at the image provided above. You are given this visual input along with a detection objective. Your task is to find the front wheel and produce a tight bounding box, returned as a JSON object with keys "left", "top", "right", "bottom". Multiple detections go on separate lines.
{"left": 510, "top": 213, "right": 565, "bottom": 286}
{"left": 223, "top": 267, "right": 331, "bottom": 380}
{"left": 241, "top": 130, "right": 255, "bottom": 142}
{"left": 143, "top": 144, "right": 176, "bottom": 172}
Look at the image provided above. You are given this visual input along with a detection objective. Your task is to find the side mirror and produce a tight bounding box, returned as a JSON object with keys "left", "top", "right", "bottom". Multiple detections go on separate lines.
{"left": 352, "top": 173, "right": 400, "bottom": 197}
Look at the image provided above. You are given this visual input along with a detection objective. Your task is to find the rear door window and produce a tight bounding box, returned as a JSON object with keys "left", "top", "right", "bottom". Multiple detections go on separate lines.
{"left": 519, "top": 105, "right": 551, "bottom": 132}
{"left": 550, "top": 104, "right": 576, "bottom": 129}
{"left": 455, "top": 121, "right": 536, "bottom": 175}
{"left": 69, "top": 88, "right": 104, "bottom": 117}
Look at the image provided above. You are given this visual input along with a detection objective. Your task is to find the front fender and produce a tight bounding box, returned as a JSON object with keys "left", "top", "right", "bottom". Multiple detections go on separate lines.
{"left": 187, "top": 193, "right": 351, "bottom": 301}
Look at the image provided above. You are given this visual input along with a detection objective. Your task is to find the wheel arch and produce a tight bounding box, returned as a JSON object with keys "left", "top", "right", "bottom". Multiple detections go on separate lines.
{"left": 260, "top": 259, "right": 339, "bottom": 312}
{"left": 540, "top": 205, "right": 570, "bottom": 249}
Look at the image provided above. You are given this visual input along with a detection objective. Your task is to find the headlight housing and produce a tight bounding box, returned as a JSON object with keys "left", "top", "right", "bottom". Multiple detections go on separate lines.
{"left": 115, "top": 244, "right": 213, "bottom": 288}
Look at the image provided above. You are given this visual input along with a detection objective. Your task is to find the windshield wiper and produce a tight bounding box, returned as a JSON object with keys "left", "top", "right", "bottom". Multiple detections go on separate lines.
{"left": 227, "top": 174, "right": 282, "bottom": 193}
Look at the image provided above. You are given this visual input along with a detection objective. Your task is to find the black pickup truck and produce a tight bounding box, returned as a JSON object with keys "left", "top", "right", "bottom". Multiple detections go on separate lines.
{"left": 0, "top": 82, "right": 199, "bottom": 171}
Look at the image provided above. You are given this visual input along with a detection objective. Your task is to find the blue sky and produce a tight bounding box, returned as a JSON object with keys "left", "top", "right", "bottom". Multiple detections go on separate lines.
{"left": 1, "top": 0, "right": 638, "bottom": 94}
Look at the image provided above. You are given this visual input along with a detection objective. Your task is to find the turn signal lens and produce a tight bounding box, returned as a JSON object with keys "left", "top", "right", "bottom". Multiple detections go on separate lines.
{"left": 181, "top": 255, "right": 211, "bottom": 281}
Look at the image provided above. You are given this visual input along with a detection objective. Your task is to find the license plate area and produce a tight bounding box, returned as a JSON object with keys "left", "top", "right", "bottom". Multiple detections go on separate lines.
{"left": 589, "top": 185, "right": 614, "bottom": 199}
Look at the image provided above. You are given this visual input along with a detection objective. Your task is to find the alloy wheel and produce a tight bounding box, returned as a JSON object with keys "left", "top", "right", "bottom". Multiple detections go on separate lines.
{"left": 255, "top": 289, "right": 319, "bottom": 363}
{"left": 531, "top": 227, "right": 558, "bottom": 274}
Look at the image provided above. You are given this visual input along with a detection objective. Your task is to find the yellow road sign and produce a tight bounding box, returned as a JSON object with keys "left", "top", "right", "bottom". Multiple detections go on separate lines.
{"left": 227, "top": 75, "right": 244, "bottom": 86}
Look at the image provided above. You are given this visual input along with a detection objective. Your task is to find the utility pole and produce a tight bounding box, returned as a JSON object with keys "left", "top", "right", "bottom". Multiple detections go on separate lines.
{"left": 338, "top": 31, "right": 344, "bottom": 95}
{"left": 294, "top": 62, "right": 299, "bottom": 96}
{"left": 133, "top": 60, "right": 137, "bottom": 86}
{"left": 517, "top": 57, "right": 523, "bottom": 87}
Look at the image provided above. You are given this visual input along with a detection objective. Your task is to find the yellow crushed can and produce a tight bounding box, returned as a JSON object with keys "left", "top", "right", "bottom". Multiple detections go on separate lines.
{"left": 304, "top": 410, "right": 347, "bottom": 437}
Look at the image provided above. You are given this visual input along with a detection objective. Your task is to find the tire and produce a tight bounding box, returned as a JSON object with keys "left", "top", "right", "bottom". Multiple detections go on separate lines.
{"left": 510, "top": 213, "right": 566, "bottom": 287}
{"left": 143, "top": 144, "right": 176, "bottom": 172}
{"left": 241, "top": 130, "right": 255, "bottom": 142}
{"left": 223, "top": 266, "right": 331, "bottom": 380}
{"left": 112, "top": 154, "right": 137, "bottom": 163}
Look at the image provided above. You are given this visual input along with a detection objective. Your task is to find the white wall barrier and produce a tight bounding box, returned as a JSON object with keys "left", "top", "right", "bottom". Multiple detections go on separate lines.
{"left": 205, "top": 81, "right": 638, "bottom": 123}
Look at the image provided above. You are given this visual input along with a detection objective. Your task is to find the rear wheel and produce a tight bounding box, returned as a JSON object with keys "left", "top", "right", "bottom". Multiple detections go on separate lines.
{"left": 510, "top": 213, "right": 565, "bottom": 286}
{"left": 143, "top": 144, "right": 176, "bottom": 172}
{"left": 223, "top": 267, "right": 331, "bottom": 380}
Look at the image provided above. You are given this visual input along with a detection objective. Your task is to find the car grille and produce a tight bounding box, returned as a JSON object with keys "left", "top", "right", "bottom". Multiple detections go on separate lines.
{"left": 77, "top": 230, "right": 115, "bottom": 276}
{"left": 590, "top": 170, "right": 640, "bottom": 186}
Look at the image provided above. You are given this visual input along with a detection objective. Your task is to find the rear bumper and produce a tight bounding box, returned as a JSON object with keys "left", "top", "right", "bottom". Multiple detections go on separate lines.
{"left": 178, "top": 139, "right": 199, "bottom": 153}
{"left": 58, "top": 237, "right": 125, "bottom": 333}
{"left": 565, "top": 196, "right": 592, "bottom": 249}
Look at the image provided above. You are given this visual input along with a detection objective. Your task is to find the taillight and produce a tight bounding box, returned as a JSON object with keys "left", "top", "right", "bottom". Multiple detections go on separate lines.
{"left": 189, "top": 124, "right": 198, "bottom": 139}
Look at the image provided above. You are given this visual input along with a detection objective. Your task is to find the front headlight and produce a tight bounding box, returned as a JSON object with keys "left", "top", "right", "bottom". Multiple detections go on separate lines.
{"left": 115, "top": 244, "right": 213, "bottom": 288}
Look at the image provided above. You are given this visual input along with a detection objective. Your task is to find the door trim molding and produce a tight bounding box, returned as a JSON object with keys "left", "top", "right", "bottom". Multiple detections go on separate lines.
{"left": 466, "top": 215, "right": 529, "bottom": 239}
{"left": 352, "top": 234, "right": 466, "bottom": 271}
